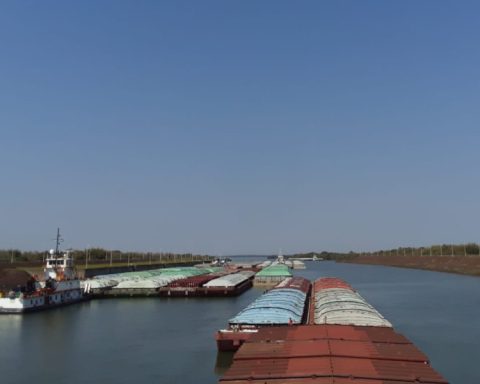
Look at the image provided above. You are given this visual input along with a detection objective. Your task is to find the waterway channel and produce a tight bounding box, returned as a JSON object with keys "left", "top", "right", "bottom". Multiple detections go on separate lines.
{"left": 0, "top": 259, "right": 478, "bottom": 383}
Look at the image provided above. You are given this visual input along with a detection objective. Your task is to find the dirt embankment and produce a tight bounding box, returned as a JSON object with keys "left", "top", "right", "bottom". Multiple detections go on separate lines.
{"left": 339, "top": 254, "right": 480, "bottom": 276}
{"left": 0, "top": 269, "right": 34, "bottom": 291}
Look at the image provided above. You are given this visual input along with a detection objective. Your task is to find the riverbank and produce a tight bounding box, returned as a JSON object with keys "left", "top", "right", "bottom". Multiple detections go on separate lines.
{"left": 338, "top": 254, "right": 480, "bottom": 276}
{"left": 0, "top": 257, "right": 214, "bottom": 280}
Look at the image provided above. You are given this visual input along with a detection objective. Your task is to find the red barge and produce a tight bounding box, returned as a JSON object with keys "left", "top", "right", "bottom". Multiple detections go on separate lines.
{"left": 218, "top": 277, "right": 449, "bottom": 384}
{"left": 158, "top": 271, "right": 254, "bottom": 297}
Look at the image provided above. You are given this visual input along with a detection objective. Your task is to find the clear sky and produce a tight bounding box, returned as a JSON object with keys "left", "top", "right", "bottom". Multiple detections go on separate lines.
{"left": 1, "top": 1, "right": 479, "bottom": 254}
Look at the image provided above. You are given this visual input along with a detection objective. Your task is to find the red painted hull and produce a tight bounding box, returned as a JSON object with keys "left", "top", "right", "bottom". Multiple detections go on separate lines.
{"left": 159, "top": 279, "right": 252, "bottom": 297}
{"left": 216, "top": 330, "right": 256, "bottom": 352}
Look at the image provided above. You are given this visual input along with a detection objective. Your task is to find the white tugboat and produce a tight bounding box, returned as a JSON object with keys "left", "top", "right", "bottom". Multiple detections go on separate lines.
{"left": 0, "top": 229, "right": 87, "bottom": 313}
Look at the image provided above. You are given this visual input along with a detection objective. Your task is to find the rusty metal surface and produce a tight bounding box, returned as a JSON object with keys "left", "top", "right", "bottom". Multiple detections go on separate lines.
{"left": 333, "top": 357, "right": 447, "bottom": 382}
{"left": 221, "top": 356, "right": 447, "bottom": 383}
{"left": 313, "top": 277, "right": 353, "bottom": 292}
{"left": 235, "top": 339, "right": 428, "bottom": 363}
{"left": 216, "top": 329, "right": 256, "bottom": 351}
{"left": 247, "top": 325, "right": 410, "bottom": 344}
{"left": 166, "top": 274, "right": 217, "bottom": 287}
{"left": 220, "top": 379, "right": 418, "bottom": 384}
{"left": 220, "top": 278, "right": 447, "bottom": 384}
{"left": 220, "top": 325, "right": 448, "bottom": 384}
{"left": 273, "top": 277, "right": 311, "bottom": 294}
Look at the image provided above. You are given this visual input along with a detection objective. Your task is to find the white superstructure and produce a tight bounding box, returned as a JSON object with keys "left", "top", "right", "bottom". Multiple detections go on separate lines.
{"left": 0, "top": 229, "right": 86, "bottom": 314}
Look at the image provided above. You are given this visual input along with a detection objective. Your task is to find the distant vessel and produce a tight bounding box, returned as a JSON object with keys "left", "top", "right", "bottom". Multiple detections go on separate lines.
{"left": 211, "top": 257, "right": 232, "bottom": 266}
{"left": 0, "top": 229, "right": 87, "bottom": 314}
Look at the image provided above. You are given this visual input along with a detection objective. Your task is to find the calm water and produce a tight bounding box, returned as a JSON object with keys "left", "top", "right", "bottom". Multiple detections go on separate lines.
{"left": 0, "top": 260, "right": 479, "bottom": 383}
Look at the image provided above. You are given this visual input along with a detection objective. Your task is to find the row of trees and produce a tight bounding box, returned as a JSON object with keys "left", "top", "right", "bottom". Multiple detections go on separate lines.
{"left": 0, "top": 248, "right": 213, "bottom": 265}
{"left": 353, "top": 243, "right": 480, "bottom": 258}
{"left": 0, "top": 250, "right": 44, "bottom": 263}
{"left": 292, "top": 243, "right": 480, "bottom": 260}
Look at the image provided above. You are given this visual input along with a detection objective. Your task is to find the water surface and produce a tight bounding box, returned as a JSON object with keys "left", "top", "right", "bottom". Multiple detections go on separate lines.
{"left": 0, "top": 260, "right": 478, "bottom": 383}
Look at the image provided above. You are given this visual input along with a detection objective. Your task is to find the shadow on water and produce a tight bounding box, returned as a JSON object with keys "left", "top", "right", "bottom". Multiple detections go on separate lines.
{"left": 214, "top": 351, "right": 235, "bottom": 375}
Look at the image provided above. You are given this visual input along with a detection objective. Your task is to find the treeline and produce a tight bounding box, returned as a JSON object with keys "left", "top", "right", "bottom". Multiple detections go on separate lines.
{"left": 0, "top": 250, "right": 44, "bottom": 263}
{"left": 293, "top": 243, "right": 480, "bottom": 260}
{"left": 357, "top": 243, "right": 480, "bottom": 257}
{"left": 0, "top": 248, "right": 213, "bottom": 264}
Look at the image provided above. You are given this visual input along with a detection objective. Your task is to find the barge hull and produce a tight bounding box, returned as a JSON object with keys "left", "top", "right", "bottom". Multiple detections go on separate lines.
{"left": 216, "top": 330, "right": 257, "bottom": 351}
{"left": 220, "top": 325, "right": 448, "bottom": 384}
{"left": 159, "top": 279, "right": 252, "bottom": 297}
{"left": 95, "top": 278, "right": 253, "bottom": 298}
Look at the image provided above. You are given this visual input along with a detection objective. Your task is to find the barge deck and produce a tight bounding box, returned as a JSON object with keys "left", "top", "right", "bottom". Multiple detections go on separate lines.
{"left": 219, "top": 324, "right": 448, "bottom": 384}
{"left": 218, "top": 277, "right": 449, "bottom": 384}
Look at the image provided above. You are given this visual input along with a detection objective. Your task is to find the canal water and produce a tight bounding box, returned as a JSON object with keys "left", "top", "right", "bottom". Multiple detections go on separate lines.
{"left": 0, "top": 260, "right": 478, "bottom": 383}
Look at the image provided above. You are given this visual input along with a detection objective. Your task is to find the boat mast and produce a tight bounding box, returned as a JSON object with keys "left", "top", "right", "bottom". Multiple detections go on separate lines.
{"left": 55, "top": 228, "right": 63, "bottom": 256}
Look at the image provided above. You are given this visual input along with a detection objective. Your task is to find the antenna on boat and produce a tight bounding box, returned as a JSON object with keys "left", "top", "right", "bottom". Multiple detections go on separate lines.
{"left": 55, "top": 228, "right": 64, "bottom": 255}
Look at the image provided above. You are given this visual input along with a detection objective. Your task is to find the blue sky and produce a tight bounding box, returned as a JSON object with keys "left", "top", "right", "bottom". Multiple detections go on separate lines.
{"left": 1, "top": 1, "right": 479, "bottom": 254}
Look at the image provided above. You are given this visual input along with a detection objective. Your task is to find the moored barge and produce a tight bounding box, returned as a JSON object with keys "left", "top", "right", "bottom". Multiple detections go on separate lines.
{"left": 84, "top": 267, "right": 221, "bottom": 297}
{"left": 253, "top": 264, "right": 292, "bottom": 286}
{"left": 218, "top": 277, "right": 449, "bottom": 384}
{"left": 216, "top": 277, "right": 310, "bottom": 351}
{"left": 311, "top": 277, "right": 391, "bottom": 326}
{"left": 158, "top": 271, "right": 254, "bottom": 297}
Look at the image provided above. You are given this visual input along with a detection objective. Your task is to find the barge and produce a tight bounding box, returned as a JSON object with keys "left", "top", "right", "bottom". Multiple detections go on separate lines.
{"left": 84, "top": 267, "right": 221, "bottom": 297}
{"left": 216, "top": 277, "right": 310, "bottom": 351}
{"left": 253, "top": 264, "right": 292, "bottom": 286}
{"left": 218, "top": 277, "right": 449, "bottom": 384}
{"left": 86, "top": 268, "right": 254, "bottom": 298}
{"left": 311, "top": 277, "right": 391, "bottom": 326}
{"left": 158, "top": 272, "right": 254, "bottom": 297}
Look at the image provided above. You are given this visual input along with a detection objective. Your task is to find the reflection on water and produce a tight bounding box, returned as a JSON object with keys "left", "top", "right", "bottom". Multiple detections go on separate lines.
{"left": 0, "top": 313, "right": 23, "bottom": 331}
{"left": 0, "top": 260, "right": 479, "bottom": 383}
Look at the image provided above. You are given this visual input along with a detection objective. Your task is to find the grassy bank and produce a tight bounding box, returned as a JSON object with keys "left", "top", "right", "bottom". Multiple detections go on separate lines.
{"left": 338, "top": 254, "right": 480, "bottom": 276}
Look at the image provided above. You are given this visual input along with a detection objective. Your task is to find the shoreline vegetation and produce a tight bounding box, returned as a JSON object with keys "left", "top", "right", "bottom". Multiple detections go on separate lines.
{"left": 2, "top": 243, "right": 480, "bottom": 277}
{"left": 0, "top": 248, "right": 214, "bottom": 271}
{"left": 339, "top": 254, "right": 480, "bottom": 276}
{"left": 292, "top": 243, "right": 480, "bottom": 277}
